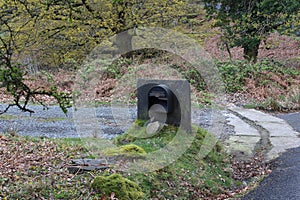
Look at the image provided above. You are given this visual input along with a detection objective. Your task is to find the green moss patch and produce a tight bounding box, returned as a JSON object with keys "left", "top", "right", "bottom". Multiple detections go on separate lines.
{"left": 91, "top": 174, "right": 145, "bottom": 200}
{"left": 112, "top": 124, "right": 235, "bottom": 199}
{"left": 103, "top": 144, "right": 146, "bottom": 157}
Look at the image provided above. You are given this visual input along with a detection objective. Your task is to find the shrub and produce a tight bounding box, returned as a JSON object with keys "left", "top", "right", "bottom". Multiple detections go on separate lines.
{"left": 217, "top": 59, "right": 300, "bottom": 93}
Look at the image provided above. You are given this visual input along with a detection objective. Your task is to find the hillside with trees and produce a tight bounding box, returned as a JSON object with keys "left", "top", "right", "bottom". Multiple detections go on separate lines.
{"left": 1, "top": 0, "right": 299, "bottom": 113}
{"left": 0, "top": 1, "right": 300, "bottom": 199}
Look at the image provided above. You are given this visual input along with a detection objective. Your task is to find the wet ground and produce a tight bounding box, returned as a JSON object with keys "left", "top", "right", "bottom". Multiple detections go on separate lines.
{"left": 0, "top": 104, "right": 234, "bottom": 139}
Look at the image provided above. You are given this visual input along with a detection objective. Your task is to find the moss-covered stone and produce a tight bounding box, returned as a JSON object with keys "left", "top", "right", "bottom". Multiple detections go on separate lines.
{"left": 103, "top": 144, "right": 146, "bottom": 157}
{"left": 91, "top": 174, "right": 145, "bottom": 200}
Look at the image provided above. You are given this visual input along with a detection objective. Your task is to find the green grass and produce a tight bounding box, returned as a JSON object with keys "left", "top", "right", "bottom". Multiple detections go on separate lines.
{"left": 109, "top": 122, "right": 234, "bottom": 199}
{"left": 0, "top": 114, "right": 15, "bottom": 120}
{"left": 1, "top": 122, "right": 238, "bottom": 199}
{"left": 0, "top": 114, "right": 69, "bottom": 123}
{"left": 36, "top": 117, "right": 69, "bottom": 122}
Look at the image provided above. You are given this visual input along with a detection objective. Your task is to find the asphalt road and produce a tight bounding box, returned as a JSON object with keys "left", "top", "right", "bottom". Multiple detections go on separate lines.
{"left": 277, "top": 112, "right": 300, "bottom": 132}
{"left": 243, "top": 112, "right": 300, "bottom": 200}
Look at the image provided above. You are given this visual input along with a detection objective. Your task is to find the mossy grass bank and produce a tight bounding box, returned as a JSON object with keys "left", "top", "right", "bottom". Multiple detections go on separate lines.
{"left": 1, "top": 121, "right": 241, "bottom": 199}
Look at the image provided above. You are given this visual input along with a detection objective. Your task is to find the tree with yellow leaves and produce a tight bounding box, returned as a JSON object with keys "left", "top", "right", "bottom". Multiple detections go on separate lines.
{"left": 0, "top": 0, "right": 189, "bottom": 113}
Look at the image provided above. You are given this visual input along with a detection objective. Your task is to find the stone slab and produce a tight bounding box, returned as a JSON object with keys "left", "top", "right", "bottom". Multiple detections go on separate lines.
{"left": 262, "top": 122, "right": 299, "bottom": 137}
{"left": 229, "top": 106, "right": 299, "bottom": 137}
{"left": 226, "top": 135, "right": 260, "bottom": 158}
{"left": 267, "top": 137, "right": 300, "bottom": 160}
{"left": 67, "top": 159, "right": 111, "bottom": 173}
{"left": 229, "top": 106, "right": 282, "bottom": 122}
{"left": 224, "top": 112, "right": 260, "bottom": 136}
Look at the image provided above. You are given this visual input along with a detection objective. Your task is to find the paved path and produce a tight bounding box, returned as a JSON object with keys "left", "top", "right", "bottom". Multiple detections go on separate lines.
{"left": 224, "top": 106, "right": 300, "bottom": 160}
{"left": 243, "top": 146, "right": 300, "bottom": 200}
{"left": 242, "top": 111, "right": 300, "bottom": 200}
{"left": 277, "top": 112, "right": 300, "bottom": 132}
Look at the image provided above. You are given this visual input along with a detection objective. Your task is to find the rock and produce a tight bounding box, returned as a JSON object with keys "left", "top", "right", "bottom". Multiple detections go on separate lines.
{"left": 67, "top": 159, "right": 111, "bottom": 174}
{"left": 146, "top": 121, "right": 164, "bottom": 134}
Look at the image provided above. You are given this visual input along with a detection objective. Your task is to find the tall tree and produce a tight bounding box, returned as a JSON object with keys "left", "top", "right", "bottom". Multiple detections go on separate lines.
{"left": 203, "top": 0, "right": 300, "bottom": 62}
{"left": 0, "top": 0, "right": 72, "bottom": 114}
{"left": 39, "top": 0, "right": 187, "bottom": 63}
{"left": 0, "top": 0, "right": 188, "bottom": 113}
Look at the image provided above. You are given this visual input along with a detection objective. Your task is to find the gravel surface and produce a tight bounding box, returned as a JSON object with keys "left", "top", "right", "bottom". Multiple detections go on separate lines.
{"left": 0, "top": 104, "right": 235, "bottom": 139}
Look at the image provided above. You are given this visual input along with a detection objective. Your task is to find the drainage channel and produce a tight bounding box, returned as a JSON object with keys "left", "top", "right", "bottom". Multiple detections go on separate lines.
{"left": 228, "top": 109, "right": 273, "bottom": 158}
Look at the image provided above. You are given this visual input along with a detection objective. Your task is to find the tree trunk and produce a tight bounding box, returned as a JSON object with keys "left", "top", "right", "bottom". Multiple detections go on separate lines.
{"left": 225, "top": 42, "right": 232, "bottom": 62}
{"left": 243, "top": 40, "right": 260, "bottom": 63}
